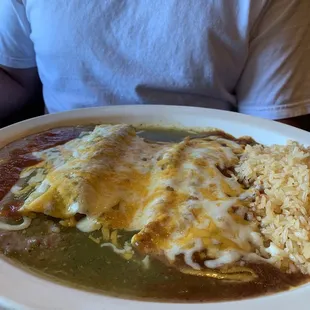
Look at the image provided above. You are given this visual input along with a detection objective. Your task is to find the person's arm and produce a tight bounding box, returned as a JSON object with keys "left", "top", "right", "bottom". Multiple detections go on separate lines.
{"left": 236, "top": 0, "right": 310, "bottom": 130}
{"left": 0, "top": 0, "right": 43, "bottom": 126}
{"left": 0, "top": 65, "right": 41, "bottom": 124}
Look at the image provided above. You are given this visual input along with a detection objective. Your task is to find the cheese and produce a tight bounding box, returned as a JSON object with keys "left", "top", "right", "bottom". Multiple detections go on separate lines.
{"left": 18, "top": 125, "right": 164, "bottom": 227}
{"left": 0, "top": 216, "right": 31, "bottom": 231}
{"left": 11, "top": 124, "right": 265, "bottom": 279}
{"left": 101, "top": 241, "right": 134, "bottom": 260}
{"left": 131, "top": 135, "right": 261, "bottom": 273}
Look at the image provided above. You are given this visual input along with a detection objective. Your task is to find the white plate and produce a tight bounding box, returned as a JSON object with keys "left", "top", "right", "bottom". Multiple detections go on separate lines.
{"left": 0, "top": 105, "right": 309, "bottom": 310}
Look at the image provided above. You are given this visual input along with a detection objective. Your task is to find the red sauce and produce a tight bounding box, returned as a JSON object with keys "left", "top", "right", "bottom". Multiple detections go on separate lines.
{"left": 0, "top": 127, "right": 86, "bottom": 212}
{"left": 24, "top": 128, "right": 83, "bottom": 153}
{"left": 0, "top": 155, "right": 40, "bottom": 201}
{"left": 0, "top": 201, "right": 23, "bottom": 220}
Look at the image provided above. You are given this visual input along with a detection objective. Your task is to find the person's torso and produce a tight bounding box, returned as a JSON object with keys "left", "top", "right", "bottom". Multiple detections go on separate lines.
{"left": 24, "top": 0, "right": 266, "bottom": 113}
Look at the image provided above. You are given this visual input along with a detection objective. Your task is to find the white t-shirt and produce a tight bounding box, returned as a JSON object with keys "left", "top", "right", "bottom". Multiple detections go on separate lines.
{"left": 1, "top": 0, "right": 310, "bottom": 119}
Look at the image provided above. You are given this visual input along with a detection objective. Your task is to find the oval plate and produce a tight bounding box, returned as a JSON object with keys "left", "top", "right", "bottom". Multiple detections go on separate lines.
{"left": 0, "top": 105, "right": 309, "bottom": 310}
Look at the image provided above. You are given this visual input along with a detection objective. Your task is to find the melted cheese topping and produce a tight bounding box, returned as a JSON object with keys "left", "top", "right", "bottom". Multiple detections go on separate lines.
{"left": 12, "top": 125, "right": 265, "bottom": 277}
{"left": 131, "top": 136, "right": 261, "bottom": 269}
{"left": 19, "top": 125, "right": 166, "bottom": 231}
